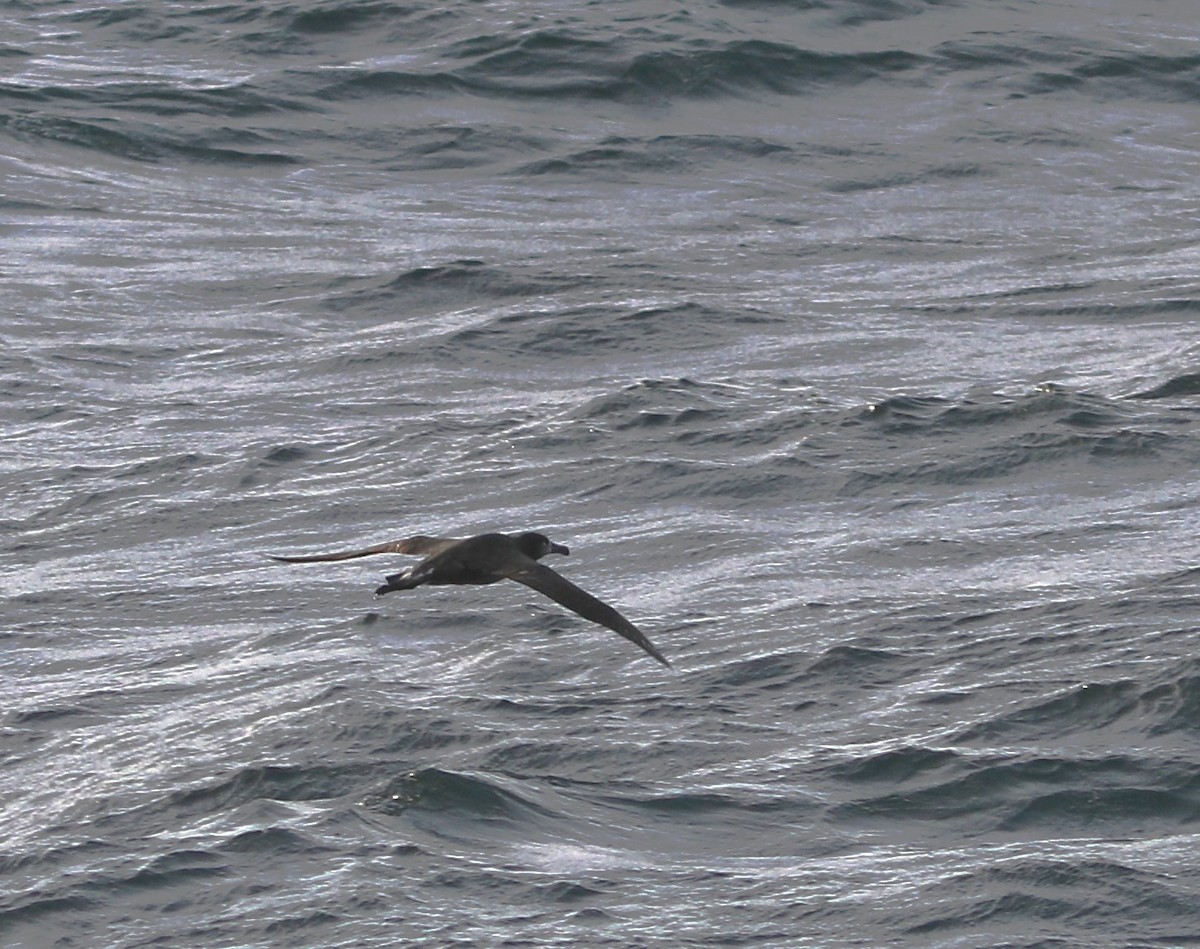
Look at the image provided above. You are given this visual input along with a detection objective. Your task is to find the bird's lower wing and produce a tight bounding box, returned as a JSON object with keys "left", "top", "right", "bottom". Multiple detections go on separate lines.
{"left": 269, "top": 535, "right": 460, "bottom": 564}
{"left": 507, "top": 563, "right": 671, "bottom": 667}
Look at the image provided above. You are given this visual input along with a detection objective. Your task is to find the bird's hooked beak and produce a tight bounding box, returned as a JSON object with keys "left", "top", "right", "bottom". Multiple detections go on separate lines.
{"left": 550, "top": 542, "right": 570, "bottom": 556}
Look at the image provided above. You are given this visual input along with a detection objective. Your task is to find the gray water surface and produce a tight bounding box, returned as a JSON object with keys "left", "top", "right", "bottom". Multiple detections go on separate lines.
{"left": 4, "top": 1, "right": 1200, "bottom": 946}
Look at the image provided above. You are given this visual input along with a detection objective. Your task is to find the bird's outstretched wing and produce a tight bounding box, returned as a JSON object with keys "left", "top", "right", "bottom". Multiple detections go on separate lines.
{"left": 505, "top": 561, "right": 671, "bottom": 667}
{"left": 269, "top": 535, "right": 460, "bottom": 564}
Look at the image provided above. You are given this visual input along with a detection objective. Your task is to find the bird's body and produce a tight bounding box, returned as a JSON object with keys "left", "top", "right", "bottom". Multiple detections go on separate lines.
{"left": 270, "top": 531, "right": 670, "bottom": 667}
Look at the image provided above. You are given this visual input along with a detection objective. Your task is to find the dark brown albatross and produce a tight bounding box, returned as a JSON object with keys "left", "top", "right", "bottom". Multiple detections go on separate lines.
{"left": 269, "top": 531, "right": 670, "bottom": 667}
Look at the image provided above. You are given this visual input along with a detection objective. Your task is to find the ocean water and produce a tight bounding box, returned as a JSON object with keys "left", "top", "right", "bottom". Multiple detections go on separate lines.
{"left": 4, "top": 0, "right": 1200, "bottom": 946}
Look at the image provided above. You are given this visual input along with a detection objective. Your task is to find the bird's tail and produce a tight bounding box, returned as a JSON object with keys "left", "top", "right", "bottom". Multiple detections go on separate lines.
{"left": 375, "top": 566, "right": 424, "bottom": 596}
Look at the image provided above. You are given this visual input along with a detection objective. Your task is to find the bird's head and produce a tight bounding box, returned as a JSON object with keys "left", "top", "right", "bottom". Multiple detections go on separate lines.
{"left": 517, "top": 531, "right": 570, "bottom": 560}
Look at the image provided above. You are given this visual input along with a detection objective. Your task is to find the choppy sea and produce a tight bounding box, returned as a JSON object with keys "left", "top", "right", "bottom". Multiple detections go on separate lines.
{"left": 4, "top": 1, "right": 1200, "bottom": 946}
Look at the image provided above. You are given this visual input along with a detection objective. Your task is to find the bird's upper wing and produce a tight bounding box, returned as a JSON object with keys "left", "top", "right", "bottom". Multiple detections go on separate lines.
{"left": 504, "top": 561, "right": 671, "bottom": 667}
{"left": 268, "top": 535, "right": 461, "bottom": 564}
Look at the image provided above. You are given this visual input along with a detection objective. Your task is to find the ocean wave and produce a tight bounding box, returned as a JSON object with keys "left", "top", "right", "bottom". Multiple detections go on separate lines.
{"left": 323, "top": 259, "right": 586, "bottom": 315}
{"left": 899, "top": 852, "right": 1198, "bottom": 939}
{"left": 841, "top": 386, "right": 1192, "bottom": 492}
{"left": 0, "top": 110, "right": 297, "bottom": 165}
{"left": 1019, "top": 49, "right": 1200, "bottom": 102}
{"left": 513, "top": 133, "right": 794, "bottom": 177}
{"left": 620, "top": 43, "right": 923, "bottom": 100}
{"left": 833, "top": 752, "right": 1200, "bottom": 833}
{"left": 520, "top": 381, "right": 1198, "bottom": 505}
{"left": 310, "top": 36, "right": 925, "bottom": 103}
{"left": 444, "top": 302, "right": 778, "bottom": 358}
{"left": 933, "top": 37, "right": 1200, "bottom": 102}
{"left": 1131, "top": 370, "right": 1200, "bottom": 401}
{"left": 362, "top": 766, "right": 558, "bottom": 822}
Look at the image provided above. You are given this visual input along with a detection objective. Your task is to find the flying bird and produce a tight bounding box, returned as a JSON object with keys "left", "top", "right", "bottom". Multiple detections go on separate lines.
{"left": 269, "top": 531, "right": 670, "bottom": 667}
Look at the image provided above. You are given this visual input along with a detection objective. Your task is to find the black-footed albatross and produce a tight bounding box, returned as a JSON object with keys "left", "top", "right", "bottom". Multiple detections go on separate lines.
{"left": 269, "top": 531, "right": 670, "bottom": 667}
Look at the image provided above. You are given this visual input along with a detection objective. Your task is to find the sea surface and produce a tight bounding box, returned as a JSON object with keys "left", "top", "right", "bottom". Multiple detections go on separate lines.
{"left": 4, "top": 1, "right": 1200, "bottom": 946}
